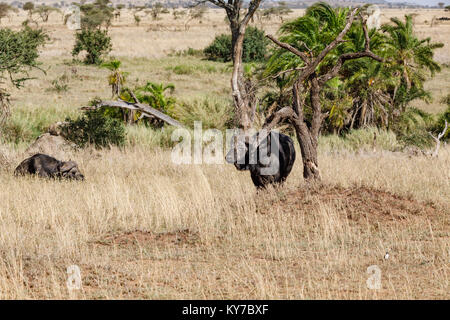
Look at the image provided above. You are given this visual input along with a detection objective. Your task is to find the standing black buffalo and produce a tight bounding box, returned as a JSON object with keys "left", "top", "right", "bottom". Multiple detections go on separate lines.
{"left": 15, "top": 153, "right": 85, "bottom": 180}
{"left": 225, "top": 131, "right": 296, "bottom": 188}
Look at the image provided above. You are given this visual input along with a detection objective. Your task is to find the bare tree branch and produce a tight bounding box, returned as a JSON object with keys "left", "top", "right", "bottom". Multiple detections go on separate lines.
{"left": 263, "top": 106, "right": 295, "bottom": 131}
{"left": 319, "top": 51, "right": 383, "bottom": 85}
{"left": 429, "top": 120, "right": 448, "bottom": 157}
{"left": 241, "top": 0, "right": 263, "bottom": 30}
{"left": 82, "top": 100, "right": 184, "bottom": 128}
{"left": 251, "top": 106, "right": 295, "bottom": 149}
{"left": 318, "top": 13, "right": 383, "bottom": 85}
{"left": 315, "top": 8, "right": 359, "bottom": 62}
{"left": 194, "top": 0, "right": 233, "bottom": 11}
{"left": 266, "top": 34, "right": 310, "bottom": 62}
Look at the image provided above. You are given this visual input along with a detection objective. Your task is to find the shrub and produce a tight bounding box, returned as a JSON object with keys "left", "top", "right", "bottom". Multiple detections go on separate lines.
{"left": 431, "top": 103, "right": 450, "bottom": 141}
{"left": 204, "top": 34, "right": 231, "bottom": 62}
{"left": 94, "top": 80, "right": 177, "bottom": 127}
{"left": 62, "top": 110, "right": 125, "bottom": 148}
{"left": 204, "top": 27, "right": 268, "bottom": 63}
{"left": 49, "top": 73, "right": 70, "bottom": 93}
{"left": 242, "top": 27, "right": 268, "bottom": 62}
{"left": 72, "top": 29, "right": 112, "bottom": 65}
{"left": 171, "top": 64, "right": 193, "bottom": 75}
{"left": 391, "top": 107, "right": 436, "bottom": 148}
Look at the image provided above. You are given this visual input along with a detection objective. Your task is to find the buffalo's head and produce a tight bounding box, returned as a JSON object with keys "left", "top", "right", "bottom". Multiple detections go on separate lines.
{"left": 226, "top": 131, "right": 281, "bottom": 178}
{"left": 225, "top": 134, "right": 250, "bottom": 171}
{"left": 58, "top": 161, "right": 85, "bottom": 181}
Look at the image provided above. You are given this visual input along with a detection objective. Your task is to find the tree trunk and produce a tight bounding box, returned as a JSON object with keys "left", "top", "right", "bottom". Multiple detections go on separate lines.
{"left": 292, "top": 80, "right": 322, "bottom": 181}
{"left": 292, "top": 120, "right": 321, "bottom": 181}
{"left": 205, "top": 1, "right": 263, "bottom": 131}
{"left": 230, "top": 23, "right": 253, "bottom": 130}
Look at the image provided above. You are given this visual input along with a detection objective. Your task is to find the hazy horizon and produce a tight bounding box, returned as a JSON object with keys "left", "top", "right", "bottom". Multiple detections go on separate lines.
{"left": 386, "top": 0, "right": 449, "bottom": 6}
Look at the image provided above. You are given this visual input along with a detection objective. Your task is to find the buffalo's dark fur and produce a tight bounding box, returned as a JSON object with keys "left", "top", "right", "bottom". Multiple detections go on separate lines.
{"left": 226, "top": 131, "right": 296, "bottom": 188}
{"left": 15, "top": 154, "right": 84, "bottom": 181}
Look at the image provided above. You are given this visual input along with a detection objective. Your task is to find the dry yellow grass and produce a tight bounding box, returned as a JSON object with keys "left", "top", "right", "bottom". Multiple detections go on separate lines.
{"left": 0, "top": 7, "right": 449, "bottom": 300}
{"left": 0, "top": 145, "right": 448, "bottom": 299}
{"left": 3, "top": 8, "right": 450, "bottom": 61}
{"left": 4, "top": 8, "right": 449, "bottom": 114}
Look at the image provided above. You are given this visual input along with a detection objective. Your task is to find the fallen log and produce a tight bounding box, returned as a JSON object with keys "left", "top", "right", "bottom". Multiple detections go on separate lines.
{"left": 82, "top": 99, "right": 184, "bottom": 128}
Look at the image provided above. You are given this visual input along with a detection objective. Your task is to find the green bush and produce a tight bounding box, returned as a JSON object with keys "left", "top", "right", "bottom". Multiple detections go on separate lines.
{"left": 431, "top": 95, "right": 450, "bottom": 140}
{"left": 171, "top": 64, "right": 193, "bottom": 75}
{"left": 204, "top": 27, "right": 268, "bottom": 63}
{"left": 72, "top": 29, "right": 112, "bottom": 65}
{"left": 391, "top": 107, "right": 436, "bottom": 148}
{"left": 204, "top": 34, "right": 231, "bottom": 62}
{"left": 431, "top": 105, "right": 450, "bottom": 141}
{"left": 62, "top": 110, "right": 125, "bottom": 148}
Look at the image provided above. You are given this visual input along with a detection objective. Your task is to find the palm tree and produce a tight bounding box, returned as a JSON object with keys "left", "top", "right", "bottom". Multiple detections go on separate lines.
{"left": 264, "top": 2, "right": 378, "bottom": 133}
{"left": 344, "top": 59, "right": 392, "bottom": 129}
{"left": 101, "top": 59, "right": 128, "bottom": 98}
{"left": 340, "top": 24, "right": 393, "bottom": 129}
{"left": 266, "top": 2, "right": 351, "bottom": 82}
{"left": 265, "top": 7, "right": 443, "bottom": 134}
{"left": 381, "top": 15, "right": 443, "bottom": 111}
{"left": 135, "top": 82, "right": 176, "bottom": 113}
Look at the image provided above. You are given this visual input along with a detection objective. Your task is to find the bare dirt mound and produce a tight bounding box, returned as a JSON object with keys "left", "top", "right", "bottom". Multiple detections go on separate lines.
{"left": 93, "top": 229, "right": 200, "bottom": 247}
{"left": 259, "top": 184, "right": 441, "bottom": 224}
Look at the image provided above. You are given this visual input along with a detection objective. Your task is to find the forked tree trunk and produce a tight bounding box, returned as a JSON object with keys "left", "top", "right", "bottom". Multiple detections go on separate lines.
{"left": 291, "top": 75, "right": 323, "bottom": 181}
{"left": 266, "top": 9, "right": 384, "bottom": 182}
{"left": 293, "top": 122, "right": 321, "bottom": 180}
{"left": 205, "top": 0, "right": 262, "bottom": 131}
{"left": 230, "top": 19, "right": 254, "bottom": 130}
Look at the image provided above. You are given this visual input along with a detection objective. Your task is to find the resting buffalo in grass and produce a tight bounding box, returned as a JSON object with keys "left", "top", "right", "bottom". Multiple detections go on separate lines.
{"left": 225, "top": 131, "right": 296, "bottom": 188}
{"left": 15, "top": 154, "right": 85, "bottom": 181}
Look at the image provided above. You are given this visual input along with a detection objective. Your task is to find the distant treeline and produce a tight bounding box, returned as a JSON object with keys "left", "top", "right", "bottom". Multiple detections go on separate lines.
{"left": 4, "top": 1, "right": 446, "bottom": 10}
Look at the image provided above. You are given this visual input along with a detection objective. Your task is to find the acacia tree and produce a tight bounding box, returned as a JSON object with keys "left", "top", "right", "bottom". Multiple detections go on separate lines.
{"left": 23, "top": 2, "right": 34, "bottom": 18}
{"left": 0, "top": 27, "right": 47, "bottom": 124}
{"left": 184, "top": 4, "right": 206, "bottom": 30}
{"left": 72, "top": 0, "right": 114, "bottom": 65}
{"left": 151, "top": 2, "right": 164, "bottom": 20}
{"left": 34, "top": 5, "right": 59, "bottom": 23}
{"left": 0, "top": 3, "right": 15, "bottom": 24}
{"left": 197, "top": 0, "right": 263, "bottom": 130}
{"left": 261, "top": 1, "right": 292, "bottom": 23}
{"left": 264, "top": 4, "right": 383, "bottom": 181}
